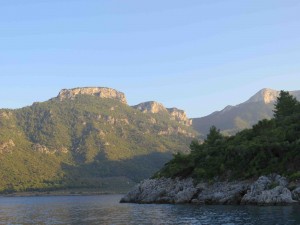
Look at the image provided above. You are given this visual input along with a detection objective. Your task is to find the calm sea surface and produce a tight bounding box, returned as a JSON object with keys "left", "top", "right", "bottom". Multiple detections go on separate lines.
{"left": 0, "top": 194, "right": 299, "bottom": 225}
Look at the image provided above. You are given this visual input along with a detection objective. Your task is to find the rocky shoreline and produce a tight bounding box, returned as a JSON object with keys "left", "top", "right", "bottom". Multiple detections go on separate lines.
{"left": 120, "top": 174, "right": 300, "bottom": 205}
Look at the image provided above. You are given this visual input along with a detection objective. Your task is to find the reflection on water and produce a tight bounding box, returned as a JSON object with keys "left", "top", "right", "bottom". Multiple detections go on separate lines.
{"left": 0, "top": 195, "right": 299, "bottom": 225}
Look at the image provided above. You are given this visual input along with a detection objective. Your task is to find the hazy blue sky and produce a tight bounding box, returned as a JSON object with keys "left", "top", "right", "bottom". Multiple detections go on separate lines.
{"left": 1, "top": 0, "right": 300, "bottom": 117}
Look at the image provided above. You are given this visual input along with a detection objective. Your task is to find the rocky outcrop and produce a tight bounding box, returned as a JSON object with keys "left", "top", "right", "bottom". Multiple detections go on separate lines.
{"left": 133, "top": 101, "right": 167, "bottom": 114}
{"left": 194, "top": 181, "right": 250, "bottom": 204}
{"left": 167, "top": 108, "right": 192, "bottom": 126}
{"left": 0, "top": 111, "right": 12, "bottom": 119}
{"left": 33, "top": 144, "right": 53, "bottom": 154}
{"left": 241, "top": 175, "right": 295, "bottom": 205}
{"left": 158, "top": 127, "right": 195, "bottom": 138}
{"left": 292, "top": 187, "right": 300, "bottom": 201}
{"left": 121, "top": 175, "right": 299, "bottom": 205}
{"left": 242, "top": 186, "right": 294, "bottom": 205}
{"left": 57, "top": 87, "right": 127, "bottom": 104}
{"left": 133, "top": 102, "right": 192, "bottom": 126}
{"left": 120, "top": 178, "right": 197, "bottom": 204}
{"left": 32, "top": 144, "right": 68, "bottom": 154}
{"left": 0, "top": 139, "right": 15, "bottom": 154}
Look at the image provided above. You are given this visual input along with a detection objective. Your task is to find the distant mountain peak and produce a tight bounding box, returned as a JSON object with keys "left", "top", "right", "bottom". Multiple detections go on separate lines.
{"left": 57, "top": 87, "right": 127, "bottom": 104}
{"left": 193, "top": 88, "right": 300, "bottom": 136}
{"left": 246, "top": 88, "right": 279, "bottom": 104}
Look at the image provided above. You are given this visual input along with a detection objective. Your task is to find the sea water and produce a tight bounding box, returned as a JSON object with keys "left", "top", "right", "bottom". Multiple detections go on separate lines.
{"left": 0, "top": 195, "right": 299, "bottom": 225}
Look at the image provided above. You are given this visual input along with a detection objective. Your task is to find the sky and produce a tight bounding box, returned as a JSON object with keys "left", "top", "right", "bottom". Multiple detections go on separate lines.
{"left": 1, "top": 0, "right": 300, "bottom": 117}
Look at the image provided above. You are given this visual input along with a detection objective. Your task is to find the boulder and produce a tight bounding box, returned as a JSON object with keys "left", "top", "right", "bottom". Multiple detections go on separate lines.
{"left": 196, "top": 181, "right": 249, "bottom": 204}
{"left": 120, "top": 178, "right": 197, "bottom": 204}
{"left": 241, "top": 175, "right": 296, "bottom": 205}
{"left": 292, "top": 187, "right": 300, "bottom": 201}
{"left": 174, "top": 187, "right": 198, "bottom": 204}
{"left": 273, "top": 174, "right": 289, "bottom": 187}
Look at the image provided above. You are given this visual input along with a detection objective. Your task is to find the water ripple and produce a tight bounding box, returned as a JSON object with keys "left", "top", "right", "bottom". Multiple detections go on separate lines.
{"left": 0, "top": 195, "right": 299, "bottom": 225}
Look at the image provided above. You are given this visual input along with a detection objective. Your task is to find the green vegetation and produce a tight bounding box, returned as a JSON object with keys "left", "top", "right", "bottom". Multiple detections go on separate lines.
{"left": 155, "top": 91, "right": 300, "bottom": 182}
{"left": 0, "top": 95, "right": 197, "bottom": 193}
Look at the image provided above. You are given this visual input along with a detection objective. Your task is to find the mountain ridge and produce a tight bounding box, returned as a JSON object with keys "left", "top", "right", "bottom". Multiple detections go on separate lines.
{"left": 245, "top": 88, "right": 279, "bottom": 104}
{"left": 0, "top": 87, "right": 197, "bottom": 193}
{"left": 2, "top": 86, "right": 299, "bottom": 193}
{"left": 192, "top": 88, "right": 300, "bottom": 135}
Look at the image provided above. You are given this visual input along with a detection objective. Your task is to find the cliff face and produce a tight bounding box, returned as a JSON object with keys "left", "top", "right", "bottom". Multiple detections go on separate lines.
{"left": 57, "top": 87, "right": 127, "bottom": 104}
{"left": 133, "top": 101, "right": 192, "bottom": 126}
{"left": 133, "top": 101, "right": 167, "bottom": 113}
{"left": 167, "top": 108, "right": 192, "bottom": 126}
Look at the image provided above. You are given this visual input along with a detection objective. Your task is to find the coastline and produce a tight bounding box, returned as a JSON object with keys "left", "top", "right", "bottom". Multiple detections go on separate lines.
{"left": 0, "top": 189, "right": 126, "bottom": 198}
{"left": 121, "top": 174, "right": 300, "bottom": 206}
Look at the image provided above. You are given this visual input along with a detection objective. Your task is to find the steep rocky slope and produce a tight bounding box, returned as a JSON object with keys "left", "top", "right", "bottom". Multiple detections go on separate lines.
{"left": 133, "top": 101, "right": 192, "bottom": 127}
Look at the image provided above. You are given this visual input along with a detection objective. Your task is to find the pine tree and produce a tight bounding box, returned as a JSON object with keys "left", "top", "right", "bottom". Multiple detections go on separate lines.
{"left": 273, "top": 90, "right": 299, "bottom": 120}
{"left": 205, "top": 126, "right": 223, "bottom": 145}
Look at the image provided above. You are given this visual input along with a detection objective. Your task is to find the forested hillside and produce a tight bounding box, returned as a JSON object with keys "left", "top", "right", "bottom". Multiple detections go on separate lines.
{"left": 0, "top": 88, "right": 197, "bottom": 193}
{"left": 156, "top": 91, "right": 300, "bottom": 182}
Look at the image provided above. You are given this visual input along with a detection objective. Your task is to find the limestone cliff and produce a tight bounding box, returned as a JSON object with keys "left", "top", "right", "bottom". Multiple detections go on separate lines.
{"left": 167, "top": 107, "right": 192, "bottom": 126}
{"left": 57, "top": 87, "right": 127, "bottom": 104}
{"left": 133, "top": 101, "right": 192, "bottom": 126}
{"left": 133, "top": 101, "right": 167, "bottom": 113}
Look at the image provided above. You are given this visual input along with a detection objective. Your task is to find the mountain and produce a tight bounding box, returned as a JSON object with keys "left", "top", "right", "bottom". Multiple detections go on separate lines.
{"left": 192, "top": 88, "right": 300, "bottom": 136}
{"left": 122, "top": 91, "right": 300, "bottom": 206}
{"left": 156, "top": 90, "right": 300, "bottom": 181}
{"left": 133, "top": 101, "right": 192, "bottom": 126}
{"left": 0, "top": 87, "right": 198, "bottom": 193}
